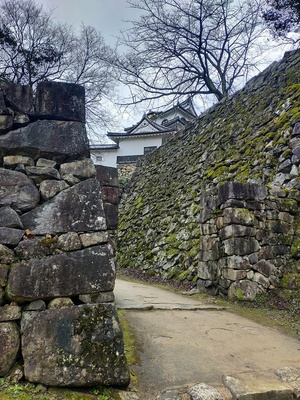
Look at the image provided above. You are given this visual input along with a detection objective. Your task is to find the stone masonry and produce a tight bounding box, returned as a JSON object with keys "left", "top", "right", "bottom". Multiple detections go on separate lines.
{"left": 0, "top": 79, "right": 129, "bottom": 387}
{"left": 117, "top": 49, "right": 300, "bottom": 302}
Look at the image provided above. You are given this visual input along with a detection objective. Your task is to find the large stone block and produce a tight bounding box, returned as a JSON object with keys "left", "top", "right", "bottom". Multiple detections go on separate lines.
{"left": 223, "top": 237, "right": 260, "bottom": 256}
{"left": 7, "top": 244, "right": 115, "bottom": 302}
{"left": 222, "top": 268, "right": 247, "bottom": 281}
{"left": 60, "top": 158, "right": 96, "bottom": 180}
{"left": 39, "top": 179, "right": 69, "bottom": 201}
{"left": 95, "top": 165, "right": 118, "bottom": 187}
{"left": 104, "top": 202, "right": 118, "bottom": 230}
{"left": 15, "top": 237, "right": 59, "bottom": 260}
{"left": 253, "top": 259, "right": 277, "bottom": 277}
{"left": 198, "top": 261, "right": 218, "bottom": 280}
{"left": 21, "top": 178, "right": 106, "bottom": 235}
{"left": 218, "top": 182, "right": 267, "bottom": 203}
{"left": 35, "top": 81, "right": 85, "bottom": 123}
{"left": 0, "top": 227, "right": 23, "bottom": 246}
{"left": 199, "top": 235, "right": 219, "bottom": 251}
{"left": 219, "top": 225, "right": 256, "bottom": 240}
{"left": 21, "top": 304, "right": 130, "bottom": 387}
{"left": 0, "top": 81, "right": 34, "bottom": 115}
{"left": 223, "top": 208, "right": 257, "bottom": 226}
{"left": 101, "top": 186, "right": 120, "bottom": 205}
{"left": 0, "top": 115, "right": 13, "bottom": 134}
{"left": 0, "top": 244, "right": 15, "bottom": 262}
{"left": 0, "top": 169, "right": 40, "bottom": 212}
{"left": 0, "top": 120, "right": 89, "bottom": 162}
{"left": 25, "top": 166, "right": 61, "bottom": 184}
{"left": 228, "top": 280, "right": 258, "bottom": 301}
{"left": 3, "top": 155, "right": 34, "bottom": 168}
{"left": 0, "top": 265, "right": 8, "bottom": 287}
{"left": 0, "top": 206, "right": 23, "bottom": 228}
{"left": 0, "top": 305, "right": 21, "bottom": 322}
{"left": 0, "top": 321, "right": 20, "bottom": 376}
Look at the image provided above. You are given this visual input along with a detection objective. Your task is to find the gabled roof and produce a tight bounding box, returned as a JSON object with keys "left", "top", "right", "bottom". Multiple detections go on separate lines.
{"left": 107, "top": 114, "right": 173, "bottom": 140}
{"left": 107, "top": 97, "right": 197, "bottom": 140}
{"left": 177, "top": 98, "right": 198, "bottom": 117}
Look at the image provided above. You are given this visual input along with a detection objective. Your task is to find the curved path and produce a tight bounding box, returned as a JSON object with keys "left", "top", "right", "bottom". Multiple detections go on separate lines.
{"left": 114, "top": 279, "right": 300, "bottom": 400}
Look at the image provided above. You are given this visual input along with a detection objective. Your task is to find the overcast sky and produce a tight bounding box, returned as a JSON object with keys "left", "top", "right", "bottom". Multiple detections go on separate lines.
{"left": 34, "top": 0, "right": 145, "bottom": 138}
{"left": 36, "top": 0, "right": 138, "bottom": 45}
{"left": 34, "top": 0, "right": 292, "bottom": 141}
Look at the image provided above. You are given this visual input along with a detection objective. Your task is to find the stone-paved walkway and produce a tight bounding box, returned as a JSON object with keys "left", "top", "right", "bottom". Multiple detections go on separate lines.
{"left": 114, "top": 279, "right": 300, "bottom": 400}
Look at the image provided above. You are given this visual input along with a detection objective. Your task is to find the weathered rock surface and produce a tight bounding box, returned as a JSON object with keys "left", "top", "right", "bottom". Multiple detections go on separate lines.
{"left": 0, "top": 206, "right": 23, "bottom": 228}
{"left": 79, "top": 291, "right": 115, "bottom": 304}
{"left": 3, "top": 155, "right": 34, "bottom": 168}
{"left": 0, "top": 169, "right": 40, "bottom": 211}
{"left": 0, "top": 244, "right": 15, "bottom": 261}
{"left": 7, "top": 244, "right": 115, "bottom": 302}
{"left": 36, "top": 158, "right": 57, "bottom": 168}
{"left": 21, "top": 178, "right": 106, "bottom": 234}
{"left": 0, "top": 120, "right": 89, "bottom": 162}
{"left": 223, "top": 373, "right": 294, "bottom": 400}
{"left": 48, "top": 297, "right": 74, "bottom": 309}
{"left": 0, "top": 265, "right": 8, "bottom": 287}
{"left": 0, "top": 322, "right": 20, "bottom": 376}
{"left": 15, "top": 237, "right": 59, "bottom": 260}
{"left": 96, "top": 165, "right": 118, "bottom": 187}
{"left": 35, "top": 81, "right": 85, "bottom": 123}
{"left": 0, "top": 114, "right": 13, "bottom": 133}
{"left": 56, "top": 232, "right": 82, "bottom": 252}
{"left": 39, "top": 179, "right": 69, "bottom": 201}
{"left": 0, "top": 227, "right": 24, "bottom": 246}
{"left": 80, "top": 232, "right": 109, "bottom": 248}
{"left": 21, "top": 304, "right": 130, "bottom": 387}
{"left": 0, "top": 305, "right": 21, "bottom": 322}
{"left": 0, "top": 81, "right": 34, "bottom": 115}
{"left": 25, "top": 166, "right": 61, "bottom": 184}
{"left": 0, "top": 79, "right": 126, "bottom": 387}
{"left": 60, "top": 158, "right": 96, "bottom": 179}
{"left": 24, "top": 300, "right": 46, "bottom": 312}
{"left": 188, "top": 383, "right": 225, "bottom": 400}
{"left": 104, "top": 202, "right": 118, "bottom": 230}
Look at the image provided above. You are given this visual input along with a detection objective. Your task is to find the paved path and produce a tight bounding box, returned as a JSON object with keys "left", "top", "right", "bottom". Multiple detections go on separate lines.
{"left": 114, "top": 279, "right": 300, "bottom": 399}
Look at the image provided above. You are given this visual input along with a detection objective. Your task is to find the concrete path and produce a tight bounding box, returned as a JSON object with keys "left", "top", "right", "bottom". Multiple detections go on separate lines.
{"left": 114, "top": 279, "right": 300, "bottom": 400}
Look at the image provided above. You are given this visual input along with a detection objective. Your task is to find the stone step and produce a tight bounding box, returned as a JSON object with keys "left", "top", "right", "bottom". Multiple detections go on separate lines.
{"left": 116, "top": 366, "right": 300, "bottom": 399}
{"left": 223, "top": 370, "right": 298, "bottom": 400}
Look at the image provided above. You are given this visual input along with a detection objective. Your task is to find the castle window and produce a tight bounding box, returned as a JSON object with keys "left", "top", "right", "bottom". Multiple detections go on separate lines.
{"left": 144, "top": 146, "right": 157, "bottom": 155}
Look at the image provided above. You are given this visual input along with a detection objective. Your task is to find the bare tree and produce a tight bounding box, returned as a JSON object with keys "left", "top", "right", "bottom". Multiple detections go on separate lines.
{"left": 0, "top": 0, "right": 72, "bottom": 86}
{"left": 0, "top": 0, "right": 116, "bottom": 134}
{"left": 113, "top": 0, "right": 270, "bottom": 105}
{"left": 64, "top": 25, "right": 116, "bottom": 133}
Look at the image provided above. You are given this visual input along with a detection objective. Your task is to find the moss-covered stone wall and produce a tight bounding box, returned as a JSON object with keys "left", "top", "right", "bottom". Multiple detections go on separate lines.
{"left": 117, "top": 49, "right": 300, "bottom": 300}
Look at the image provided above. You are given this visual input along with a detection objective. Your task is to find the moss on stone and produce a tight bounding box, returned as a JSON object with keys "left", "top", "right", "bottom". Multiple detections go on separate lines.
{"left": 236, "top": 288, "right": 245, "bottom": 301}
{"left": 281, "top": 273, "right": 300, "bottom": 289}
{"left": 117, "top": 50, "right": 300, "bottom": 296}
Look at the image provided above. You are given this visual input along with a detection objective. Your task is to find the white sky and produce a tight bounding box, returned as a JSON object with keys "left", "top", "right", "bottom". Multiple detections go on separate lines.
{"left": 34, "top": 0, "right": 144, "bottom": 140}
{"left": 36, "top": 0, "right": 138, "bottom": 45}
{"left": 34, "top": 0, "right": 294, "bottom": 142}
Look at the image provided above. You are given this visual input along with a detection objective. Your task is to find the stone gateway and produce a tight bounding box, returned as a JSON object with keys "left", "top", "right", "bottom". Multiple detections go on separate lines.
{"left": 0, "top": 80, "right": 129, "bottom": 387}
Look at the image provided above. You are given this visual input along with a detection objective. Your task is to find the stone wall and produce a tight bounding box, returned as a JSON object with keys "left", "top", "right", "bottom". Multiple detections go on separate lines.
{"left": 197, "top": 181, "right": 298, "bottom": 300}
{"left": 96, "top": 165, "right": 120, "bottom": 231}
{"left": 117, "top": 49, "right": 300, "bottom": 301}
{"left": 0, "top": 80, "right": 129, "bottom": 386}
